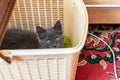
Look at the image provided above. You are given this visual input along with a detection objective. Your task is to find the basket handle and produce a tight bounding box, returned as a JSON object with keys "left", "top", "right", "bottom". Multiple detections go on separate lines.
{"left": 0, "top": 0, "right": 16, "bottom": 46}
{"left": 0, "top": 0, "right": 16, "bottom": 63}
{"left": 0, "top": 50, "right": 12, "bottom": 64}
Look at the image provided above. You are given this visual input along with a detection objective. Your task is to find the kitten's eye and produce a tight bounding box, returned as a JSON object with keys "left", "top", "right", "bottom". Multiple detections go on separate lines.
{"left": 56, "top": 38, "right": 60, "bottom": 41}
{"left": 47, "top": 40, "right": 50, "bottom": 43}
{"left": 39, "top": 34, "right": 46, "bottom": 39}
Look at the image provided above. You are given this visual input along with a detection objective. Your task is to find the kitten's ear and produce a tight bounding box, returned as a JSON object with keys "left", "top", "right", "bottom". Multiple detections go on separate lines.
{"left": 54, "top": 20, "right": 62, "bottom": 30}
{"left": 36, "top": 26, "right": 46, "bottom": 34}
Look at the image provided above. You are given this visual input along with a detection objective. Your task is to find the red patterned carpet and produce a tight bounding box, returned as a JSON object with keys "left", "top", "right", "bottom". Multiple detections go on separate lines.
{"left": 76, "top": 24, "right": 120, "bottom": 80}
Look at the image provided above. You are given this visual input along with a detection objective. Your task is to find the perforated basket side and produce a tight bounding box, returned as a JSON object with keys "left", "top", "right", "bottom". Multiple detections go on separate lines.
{"left": 0, "top": 55, "right": 68, "bottom": 80}
{"left": 9, "top": 0, "right": 64, "bottom": 32}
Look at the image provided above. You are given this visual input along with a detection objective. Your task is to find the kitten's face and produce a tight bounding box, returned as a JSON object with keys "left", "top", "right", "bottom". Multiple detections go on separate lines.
{"left": 36, "top": 21, "right": 64, "bottom": 48}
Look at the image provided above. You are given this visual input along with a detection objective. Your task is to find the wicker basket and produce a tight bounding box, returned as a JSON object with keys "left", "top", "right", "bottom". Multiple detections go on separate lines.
{"left": 0, "top": 0, "right": 88, "bottom": 80}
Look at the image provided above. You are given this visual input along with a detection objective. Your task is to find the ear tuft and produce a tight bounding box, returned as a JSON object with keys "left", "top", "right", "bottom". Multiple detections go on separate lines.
{"left": 36, "top": 26, "right": 46, "bottom": 34}
{"left": 54, "top": 20, "right": 62, "bottom": 30}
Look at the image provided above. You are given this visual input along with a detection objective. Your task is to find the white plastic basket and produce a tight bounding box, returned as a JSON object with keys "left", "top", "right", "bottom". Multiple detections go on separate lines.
{"left": 0, "top": 0, "right": 88, "bottom": 80}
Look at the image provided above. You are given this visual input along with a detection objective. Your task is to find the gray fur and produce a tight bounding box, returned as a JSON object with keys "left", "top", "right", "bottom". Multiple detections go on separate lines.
{"left": 0, "top": 21, "right": 64, "bottom": 49}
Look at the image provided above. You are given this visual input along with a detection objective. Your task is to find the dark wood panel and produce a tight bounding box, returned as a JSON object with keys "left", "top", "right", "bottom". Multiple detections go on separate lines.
{"left": 0, "top": 0, "right": 16, "bottom": 45}
{"left": 87, "top": 8, "right": 120, "bottom": 23}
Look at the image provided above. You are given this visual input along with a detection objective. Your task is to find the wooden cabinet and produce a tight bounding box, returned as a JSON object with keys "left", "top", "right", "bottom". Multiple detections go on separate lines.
{"left": 83, "top": 0, "right": 120, "bottom": 23}
{"left": 84, "top": 0, "right": 120, "bottom": 4}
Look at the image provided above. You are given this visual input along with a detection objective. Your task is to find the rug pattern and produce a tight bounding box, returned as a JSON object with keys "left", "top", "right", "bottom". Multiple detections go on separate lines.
{"left": 76, "top": 24, "right": 120, "bottom": 80}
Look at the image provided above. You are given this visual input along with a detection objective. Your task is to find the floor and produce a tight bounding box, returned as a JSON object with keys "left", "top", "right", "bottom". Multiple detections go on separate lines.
{"left": 76, "top": 24, "right": 120, "bottom": 80}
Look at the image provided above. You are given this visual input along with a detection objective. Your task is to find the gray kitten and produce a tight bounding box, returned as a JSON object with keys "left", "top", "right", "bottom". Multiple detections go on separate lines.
{"left": 0, "top": 21, "right": 64, "bottom": 49}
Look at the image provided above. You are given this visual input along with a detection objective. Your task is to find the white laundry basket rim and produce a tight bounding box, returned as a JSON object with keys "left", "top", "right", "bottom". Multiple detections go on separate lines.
{"left": 3, "top": 0, "right": 88, "bottom": 56}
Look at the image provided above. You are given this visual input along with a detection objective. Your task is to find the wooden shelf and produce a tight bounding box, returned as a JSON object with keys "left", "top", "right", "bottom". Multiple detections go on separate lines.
{"left": 87, "top": 8, "right": 120, "bottom": 24}
{"left": 84, "top": 0, "right": 120, "bottom": 4}
{"left": 83, "top": 0, "right": 120, "bottom": 23}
